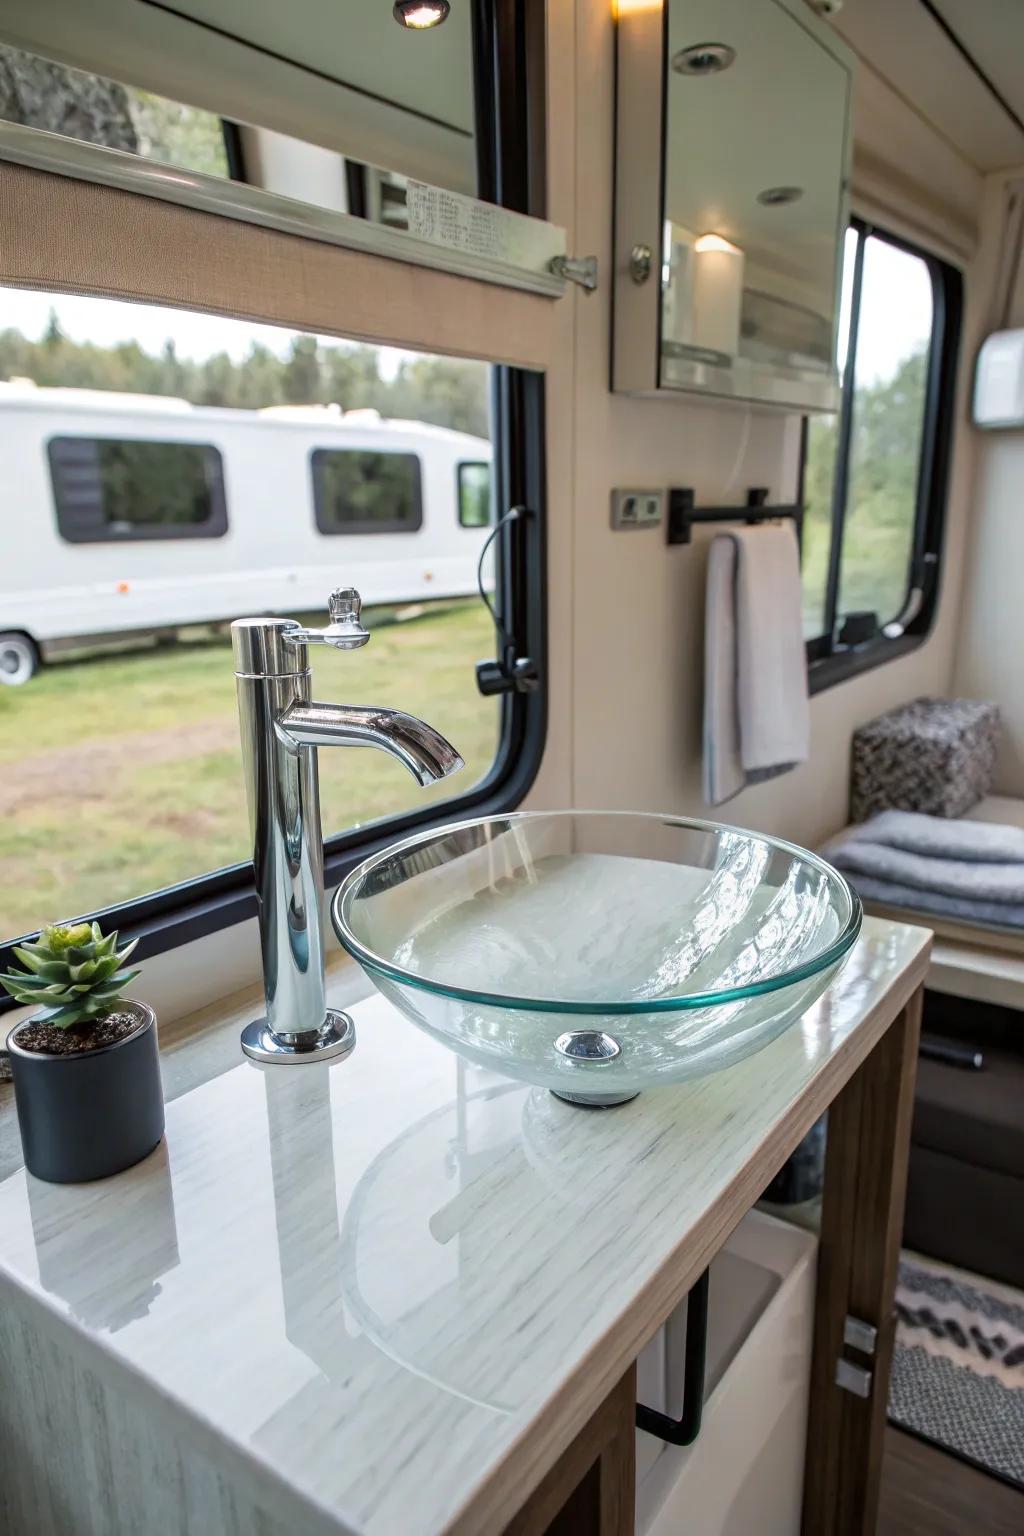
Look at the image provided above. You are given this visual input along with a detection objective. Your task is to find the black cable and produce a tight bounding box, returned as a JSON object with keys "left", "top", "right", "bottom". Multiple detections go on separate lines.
{"left": 477, "top": 505, "right": 523, "bottom": 652}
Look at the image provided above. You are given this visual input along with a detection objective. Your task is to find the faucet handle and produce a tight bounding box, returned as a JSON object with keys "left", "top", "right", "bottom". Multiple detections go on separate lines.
{"left": 324, "top": 587, "right": 370, "bottom": 649}
{"left": 328, "top": 588, "right": 367, "bottom": 636}
{"left": 287, "top": 587, "right": 370, "bottom": 651}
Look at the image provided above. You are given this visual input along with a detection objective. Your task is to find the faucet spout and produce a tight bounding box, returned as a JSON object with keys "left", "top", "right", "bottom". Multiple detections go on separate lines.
{"left": 280, "top": 702, "right": 464, "bottom": 787}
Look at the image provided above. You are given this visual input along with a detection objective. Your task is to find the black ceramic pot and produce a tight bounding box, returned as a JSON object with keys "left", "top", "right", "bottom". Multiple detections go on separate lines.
{"left": 8, "top": 999, "right": 165, "bottom": 1183}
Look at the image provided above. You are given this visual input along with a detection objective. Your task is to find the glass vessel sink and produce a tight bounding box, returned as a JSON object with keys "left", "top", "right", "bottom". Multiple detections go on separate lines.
{"left": 332, "top": 812, "right": 862, "bottom": 1106}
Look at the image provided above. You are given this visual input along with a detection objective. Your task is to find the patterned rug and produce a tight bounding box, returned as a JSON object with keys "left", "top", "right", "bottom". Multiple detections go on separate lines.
{"left": 890, "top": 1254, "right": 1024, "bottom": 1489}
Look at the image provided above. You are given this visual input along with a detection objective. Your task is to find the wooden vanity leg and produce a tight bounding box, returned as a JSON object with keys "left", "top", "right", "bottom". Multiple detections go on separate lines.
{"left": 803, "top": 986, "right": 923, "bottom": 1536}
{"left": 501, "top": 1366, "right": 636, "bottom": 1536}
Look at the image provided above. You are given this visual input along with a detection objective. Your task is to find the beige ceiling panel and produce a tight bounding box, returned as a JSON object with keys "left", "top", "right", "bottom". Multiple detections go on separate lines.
{"left": 934, "top": 0, "right": 1024, "bottom": 132}
{"left": 167, "top": 0, "right": 475, "bottom": 136}
{"left": 849, "top": 59, "right": 982, "bottom": 256}
{"left": 834, "top": 0, "right": 1024, "bottom": 170}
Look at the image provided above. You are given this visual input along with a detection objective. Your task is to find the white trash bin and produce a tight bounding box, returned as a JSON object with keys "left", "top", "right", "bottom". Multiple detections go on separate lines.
{"left": 636, "top": 1209, "right": 818, "bottom": 1536}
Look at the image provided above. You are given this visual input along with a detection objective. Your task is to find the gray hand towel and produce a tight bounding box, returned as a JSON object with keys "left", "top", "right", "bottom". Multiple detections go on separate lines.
{"left": 703, "top": 524, "right": 809, "bottom": 806}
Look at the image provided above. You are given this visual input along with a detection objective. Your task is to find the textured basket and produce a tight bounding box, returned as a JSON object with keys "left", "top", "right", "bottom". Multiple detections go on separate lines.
{"left": 851, "top": 697, "right": 1001, "bottom": 822}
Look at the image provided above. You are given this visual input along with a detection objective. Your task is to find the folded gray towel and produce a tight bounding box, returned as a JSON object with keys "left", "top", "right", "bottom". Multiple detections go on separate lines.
{"left": 829, "top": 841, "right": 1024, "bottom": 904}
{"left": 844, "top": 874, "right": 1024, "bottom": 931}
{"left": 839, "top": 809, "right": 1024, "bottom": 864}
{"left": 824, "top": 810, "right": 1024, "bottom": 928}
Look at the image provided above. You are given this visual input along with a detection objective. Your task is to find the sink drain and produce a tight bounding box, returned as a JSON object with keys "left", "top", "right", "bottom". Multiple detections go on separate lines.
{"left": 554, "top": 1030, "right": 622, "bottom": 1061}
{"left": 552, "top": 1031, "right": 636, "bottom": 1107}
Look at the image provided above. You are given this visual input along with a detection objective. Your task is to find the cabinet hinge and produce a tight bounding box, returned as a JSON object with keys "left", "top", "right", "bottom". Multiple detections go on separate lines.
{"left": 549, "top": 254, "right": 599, "bottom": 292}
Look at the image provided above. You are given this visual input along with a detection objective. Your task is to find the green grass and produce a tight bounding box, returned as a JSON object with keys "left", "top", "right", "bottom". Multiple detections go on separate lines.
{"left": 0, "top": 601, "right": 499, "bottom": 940}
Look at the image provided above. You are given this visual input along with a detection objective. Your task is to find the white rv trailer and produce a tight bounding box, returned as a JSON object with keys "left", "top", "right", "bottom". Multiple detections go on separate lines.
{"left": 0, "top": 382, "right": 493, "bottom": 683}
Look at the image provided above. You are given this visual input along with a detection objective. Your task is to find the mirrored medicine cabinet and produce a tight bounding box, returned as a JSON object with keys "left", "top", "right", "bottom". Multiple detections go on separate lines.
{"left": 613, "top": 0, "right": 853, "bottom": 411}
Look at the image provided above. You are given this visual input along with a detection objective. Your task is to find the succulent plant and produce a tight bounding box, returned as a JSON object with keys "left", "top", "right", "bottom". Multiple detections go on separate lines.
{"left": 0, "top": 921, "right": 140, "bottom": 1030}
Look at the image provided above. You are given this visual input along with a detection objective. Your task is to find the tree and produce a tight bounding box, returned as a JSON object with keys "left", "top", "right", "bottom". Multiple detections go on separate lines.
{"left": 43, "top": 309, "right": 64, "bottom": 349}
{"left": 389, "top": 355, "right": 489, "bottom": 438}
{"left": 160, "top": 339, "right": 187, "bottom": 397}
{"left": 282, "top": 337, "right": 323, "bottom": 405}
{"left": 802, "top": 345, "right": 930, "bottom": 630}
{"left": 0, "top": 322, "right": 493, "bottom": 439}
{"left": 0, "top": 43, "right": 138, "bottom": 154}
{"left": 197, "top": 353, "right": 236, "bottom": 407}
{"left": 127, "top": 90, "right": 228, "bottom": 178}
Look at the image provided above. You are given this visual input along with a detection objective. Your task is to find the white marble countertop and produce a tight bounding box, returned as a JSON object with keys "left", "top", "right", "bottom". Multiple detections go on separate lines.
{"left": 0, "top": 917, "right": 930, "bottom": 1536}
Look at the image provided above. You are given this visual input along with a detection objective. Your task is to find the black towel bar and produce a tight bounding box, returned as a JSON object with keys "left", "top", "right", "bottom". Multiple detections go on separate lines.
{"left": 635, "top": 1267, "right": 710, "bottom": 1446}
{"left": 667, "top": 486, "right": 804, "bottom": 546}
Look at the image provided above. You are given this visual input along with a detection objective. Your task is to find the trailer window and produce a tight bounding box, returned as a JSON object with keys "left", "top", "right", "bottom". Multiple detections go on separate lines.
{"left": 311, "top": 450, "right": 423, "bottom": 535}
{"left": 49, "top": 438, "right": 227, "bottom": 542}
{"left": 801, "top": 220, "right": 962, "bottom": 690}
{"left": 458, "top": 462, "right": 492, "bottom": 528}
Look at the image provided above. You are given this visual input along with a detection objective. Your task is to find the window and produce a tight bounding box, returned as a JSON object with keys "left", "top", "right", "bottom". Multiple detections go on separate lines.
{"left": 458, "top": 462, "right": 492, "bottom": 528}
{"left": 311, "top": 450, "right": 423, "bottom": 535}
{"left": 801, "top": 220, "right": 962, "bottom": 687}
{"left": 0, "top": 285, "right": 544, "bottom": 952}
{"left": 0, "top": 43, "right": 233, "bottom": 178}
{"left": 49, "top": 438, "right": 227, "bottom": 542}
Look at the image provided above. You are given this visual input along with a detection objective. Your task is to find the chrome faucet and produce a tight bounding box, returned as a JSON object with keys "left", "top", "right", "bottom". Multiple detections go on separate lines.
{"left": 232, "top": 589, "right": 463, "bottom": 1064}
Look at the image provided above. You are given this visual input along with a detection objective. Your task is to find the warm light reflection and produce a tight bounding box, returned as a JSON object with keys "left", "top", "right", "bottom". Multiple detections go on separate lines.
{"left": 613, "top": 0, "right": 664, "bottom": 18}
{"left": 694, "top": 233, "right": 742, "bottom": 255}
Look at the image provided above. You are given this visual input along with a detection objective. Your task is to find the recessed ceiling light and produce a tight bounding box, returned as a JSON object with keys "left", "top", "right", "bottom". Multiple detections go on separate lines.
{"left": 672, "top": 43, "right": 736, "bottom": 76}
{"left": 393, "top": 0, "right": 450, "bottom": 29}
{"left": 757, "top": 186, "right": 804, "bottom": 206}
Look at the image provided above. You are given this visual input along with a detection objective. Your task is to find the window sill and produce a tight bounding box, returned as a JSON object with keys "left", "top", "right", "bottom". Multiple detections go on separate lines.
{"left": 807, "top": 631, "right": 924, "bottom": 696}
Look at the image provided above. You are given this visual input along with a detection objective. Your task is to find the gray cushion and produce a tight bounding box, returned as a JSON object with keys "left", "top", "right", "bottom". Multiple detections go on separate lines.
{"left": 851, "top": 697, "right": 1000, "bottom": 822}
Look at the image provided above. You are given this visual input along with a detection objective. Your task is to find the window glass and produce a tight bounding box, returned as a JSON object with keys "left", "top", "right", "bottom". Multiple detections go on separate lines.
{"left": 801, "top": 224, "right": 940, "bottom": 650}
{"left": 458, "top": 462, "right": 492, "bottom": 528}
{"left": 312, "top": 449, "right": 423, "bottom": 535}
{"left": 0, "top": 43, "right": 230, "bottom": 177}
{"left": 49, "top": 438, "right": 227, "bottom": 541}
{"left": 0, "top": 284, "right": 499, "bottom": 942}
{"left": 801, "top": 227, "right": 857, "bottom": 639}
{"left": 837, "top": 238, "right": 933, "bottom": 627}
{"left": 800, "top": 417, "right": 836, "bottom": 640}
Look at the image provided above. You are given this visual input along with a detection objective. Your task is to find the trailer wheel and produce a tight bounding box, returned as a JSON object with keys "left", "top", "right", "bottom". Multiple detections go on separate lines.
{"left": 0, "top": 633, "right": 40, "bottom": 686}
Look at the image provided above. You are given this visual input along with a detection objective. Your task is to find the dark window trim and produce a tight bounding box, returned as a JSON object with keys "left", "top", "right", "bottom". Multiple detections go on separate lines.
{"left": 804, "top": 218, "right": 963, "bottom": 695}
{"left": 310, "top": 448, "right": 424, "bottom": 536}
{"left": 48, "top": 436, "right": 228, "bottom": 543}
{"left": 457, "top": 459, "right": 492, "bottom": 527}
{"left": 220, "top": 118, "right": 247, "bottom": 183}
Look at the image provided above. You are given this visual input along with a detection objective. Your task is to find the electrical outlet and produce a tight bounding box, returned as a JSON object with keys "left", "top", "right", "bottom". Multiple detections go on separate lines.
{"left": 611, "top": 488, "right": 665, "bottom": 530}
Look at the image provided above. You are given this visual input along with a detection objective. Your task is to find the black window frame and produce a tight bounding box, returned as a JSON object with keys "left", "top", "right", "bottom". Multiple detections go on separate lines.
{"left": 457, "top": 459, "right": 493, "bottom": 528}
{"left": 310, "top": 447, "right": 424, "bottom": 536}
{"left": 0, "top": 0, "right": 549, "bottom": 980}
{"left": 803, "top": 217, "right": 963, "bottom": 694}
{"left": 48, "top": 435, "right": 228, "bottom": 543}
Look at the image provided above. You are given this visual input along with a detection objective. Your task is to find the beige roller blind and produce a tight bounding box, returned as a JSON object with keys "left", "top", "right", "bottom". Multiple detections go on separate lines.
{"left": 0, "top": 162, "right": 555, "bottom": 370}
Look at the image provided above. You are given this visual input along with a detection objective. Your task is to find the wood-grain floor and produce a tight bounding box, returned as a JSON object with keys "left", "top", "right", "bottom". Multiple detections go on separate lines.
{"left": 878, "top": 1428, "right": 1023, "bottom": 1536}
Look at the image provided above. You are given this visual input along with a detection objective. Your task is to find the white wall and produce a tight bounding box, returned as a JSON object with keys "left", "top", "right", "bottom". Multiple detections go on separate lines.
{"left": 953, "top": 171, "right": 1024, "bottom": 795}
{"left": 533, "top": 0, "right": 991, "bottom": 851}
